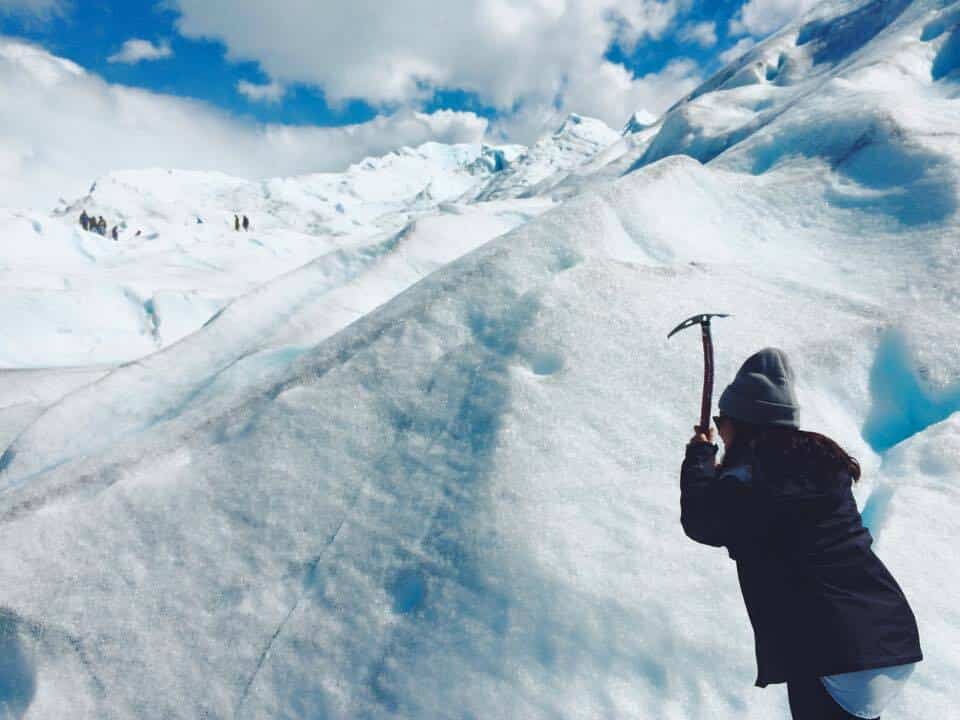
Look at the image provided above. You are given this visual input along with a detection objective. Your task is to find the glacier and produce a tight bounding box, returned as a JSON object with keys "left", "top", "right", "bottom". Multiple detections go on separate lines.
{"left": 1, "top": 0, "right": 959, "bottom": 717}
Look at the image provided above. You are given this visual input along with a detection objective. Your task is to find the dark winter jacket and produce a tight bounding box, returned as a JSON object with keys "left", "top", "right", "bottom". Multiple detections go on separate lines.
{"left": 680, "top": 441, "right": 922, "bottom": 687}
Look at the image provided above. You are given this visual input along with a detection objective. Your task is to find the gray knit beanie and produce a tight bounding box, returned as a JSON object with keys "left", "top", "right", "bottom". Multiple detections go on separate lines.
{"left": 718, "top": 348, "right": 800, "bottom": 428}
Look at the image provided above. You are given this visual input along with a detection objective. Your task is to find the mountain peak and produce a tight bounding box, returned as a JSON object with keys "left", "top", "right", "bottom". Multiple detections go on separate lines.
{"left": 623, "top": 110, "right": 658, "bottom": 135}
{"left": 548, "top": 113, "right": 619, "bottom": 149}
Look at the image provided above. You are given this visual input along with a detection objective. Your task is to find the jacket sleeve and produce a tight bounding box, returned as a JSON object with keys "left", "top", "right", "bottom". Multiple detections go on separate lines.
{"left": 680, "top": 441, "right": 729, "bottom": 547}
{"left": 681, "top": 443, "right": 778, "bottom": 551}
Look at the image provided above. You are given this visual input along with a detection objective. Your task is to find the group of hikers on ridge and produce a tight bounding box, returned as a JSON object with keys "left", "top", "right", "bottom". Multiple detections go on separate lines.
{"left": 79, "top": 210, "right": 253, "bottom": 240}
{"left": 79, "top": 210, "right": 118, "bottom": 241}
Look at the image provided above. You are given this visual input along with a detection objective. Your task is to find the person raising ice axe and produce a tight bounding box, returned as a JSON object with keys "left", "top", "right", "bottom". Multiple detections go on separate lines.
{"left": 669, "top": 314, "right": 922, "bottom": 719}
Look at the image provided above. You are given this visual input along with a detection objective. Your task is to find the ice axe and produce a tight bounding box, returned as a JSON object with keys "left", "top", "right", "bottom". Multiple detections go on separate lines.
{"left": 668, "top": 313, "right": 730, "bottom": 435}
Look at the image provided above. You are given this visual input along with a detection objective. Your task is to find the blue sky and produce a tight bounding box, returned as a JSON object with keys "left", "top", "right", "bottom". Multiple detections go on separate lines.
{"left": 0, "top": 0, "right": 773, "bottom": 130}
{"left": 0, "top": 1, "right": 377, "bottom": 126}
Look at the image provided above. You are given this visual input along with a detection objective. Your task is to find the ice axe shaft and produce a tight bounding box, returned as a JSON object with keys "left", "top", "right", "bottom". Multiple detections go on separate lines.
{"left": 668, "top": 313, "right": 730, "bottom": 434}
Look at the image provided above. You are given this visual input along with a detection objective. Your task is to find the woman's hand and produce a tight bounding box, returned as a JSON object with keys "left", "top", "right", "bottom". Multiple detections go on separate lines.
{"left": 689, "top": 425, "right": 715, "bottom": 445}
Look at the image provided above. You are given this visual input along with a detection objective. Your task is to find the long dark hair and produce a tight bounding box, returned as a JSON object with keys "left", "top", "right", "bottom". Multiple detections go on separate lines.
{"left": 720, "top": 418, "right": 861, "bottom": 484}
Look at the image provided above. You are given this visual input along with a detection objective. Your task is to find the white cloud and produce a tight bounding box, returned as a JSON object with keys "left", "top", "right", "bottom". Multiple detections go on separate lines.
{"left": 610, "top": 0, "right": 690, "bottom": 48}
{"left": 167, "top": 0, "right": 697, "bottom": 138}
{"left": 0, "top": 0, "right": 63, "bottom": 19}
{"left": 679, "top": 21, "right": 717, "bottom": 48}
{"left": 0, "top": 38, "right": 487, "bottom": 209}
{"left": 731, "top": 0, "right": 821, "bottom": 37}
{"left": 546, "top": 56, "right": 701, "bottom": 145}
{"left": 719, "top": 37, "right": 757, "bottom": 65}
{"left": 236, "top": 79, "right": 285, "bottom": 104}
{"left": 489, "top": 57, "right": 700, "bottom": 144}
{"left": 108, "top": 39, "right": 173, "bottom": 64}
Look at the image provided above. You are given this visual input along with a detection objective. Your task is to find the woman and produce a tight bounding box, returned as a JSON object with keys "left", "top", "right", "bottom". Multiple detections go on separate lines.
{"left": 680, "top": 348, "right": 922, "bottom": 719}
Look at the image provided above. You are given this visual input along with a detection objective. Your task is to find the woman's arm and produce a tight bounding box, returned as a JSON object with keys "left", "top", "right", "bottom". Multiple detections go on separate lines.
{"left": 680, "top": 439, "right": 729, "bottom": 547}
{"left": 681, "top": 437, "right": 776, "bottom": 553}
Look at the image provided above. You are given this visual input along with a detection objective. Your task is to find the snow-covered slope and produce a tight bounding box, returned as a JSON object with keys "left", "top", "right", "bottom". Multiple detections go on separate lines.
{"left": 546, "top": 0, "right": 960, "bottom": 209}
{"left": 1, "top": 0, "right": 959, "bottom": 718}
{"left": 1, "top": 144, "right": 558, "bottom": 369}
{"left": 3, "top": 152, "right": 956, "bottom": 718}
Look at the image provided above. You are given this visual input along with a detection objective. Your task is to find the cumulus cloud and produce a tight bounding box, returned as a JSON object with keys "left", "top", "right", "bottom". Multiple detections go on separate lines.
{"left": 0, "top": 38, "right": 487, "bottom": 209}
{"left": 609, "top": 0, "right": 689, "bottom": 48}
{"left": 730, "top": 0, "right": 821, "bottom": 37}
{"left": 560, "top": 57, "right": 697, "bottom": 133}
{"left": 236, "top": 79, "right": 285, "bottom": 104}
{"left": 489, "top": 56, "right": 700, "bottom": 144}
{"left": 107, "top": 39, "right": 173, "bottom": 64}
{"left": 167, "top": 0, "right": 698, "bottom": 139}
{"left": 719, "top": 37, "right": 756, "bottom": 64}
{"left": 679, "top": 21, "right": 717, "bottom": 48}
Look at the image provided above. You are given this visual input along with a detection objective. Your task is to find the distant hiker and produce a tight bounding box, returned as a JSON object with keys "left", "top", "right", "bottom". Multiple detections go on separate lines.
{"left": 197, "top": 216, "right": 203, "bottom": 225}
{"left": 234, "top": 215, "right": 240, "bottom": 232}
{"left": 79, "top": 210, "right": 89, "bottom": 231}
{"left": 242, "top": 215, "right": 250, "bottom": 231}
{"left": 135, "top": 230, "right": 142, "bottom": 237}
{"left": 680, "top": 348, "right": 922, "bottom": 720}
{"left": 98, "top": 217, "right": 107, "bottom": 236}
{"left": 111, "top": 225, "right": 119, "bottom": 241}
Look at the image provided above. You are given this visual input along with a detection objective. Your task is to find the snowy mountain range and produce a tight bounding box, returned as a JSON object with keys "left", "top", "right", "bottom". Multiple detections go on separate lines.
{"left": 1, "top": 0, "right": 959, "bottom": 717}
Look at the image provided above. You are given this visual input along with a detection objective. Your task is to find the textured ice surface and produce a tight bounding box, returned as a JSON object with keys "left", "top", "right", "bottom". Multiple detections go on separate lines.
{"left": 1, "top": 0, "right": 959, "bottom": 718}
{"left": 464, "top": 114, "right": 621, "bottom": 202}
{"left": 0, "top": 155, "right": 557, "bottom": 368}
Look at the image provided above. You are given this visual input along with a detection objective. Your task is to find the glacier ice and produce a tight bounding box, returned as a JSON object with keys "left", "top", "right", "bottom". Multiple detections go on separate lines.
{"left": 1, "top": 0, "right": 960, "bottom": 717}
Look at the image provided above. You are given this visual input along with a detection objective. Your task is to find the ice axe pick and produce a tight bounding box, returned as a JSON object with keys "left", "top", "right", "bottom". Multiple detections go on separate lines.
{"left": 668, "top": 313, "right": 730, "bottom": 435}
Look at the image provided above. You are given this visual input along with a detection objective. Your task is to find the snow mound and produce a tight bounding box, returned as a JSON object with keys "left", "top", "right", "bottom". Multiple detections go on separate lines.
{"left": 1, "top": 131, "right": 958, "bottom": 715}
{"left": 0, "top": 198, "right": 548, "bottom": 484}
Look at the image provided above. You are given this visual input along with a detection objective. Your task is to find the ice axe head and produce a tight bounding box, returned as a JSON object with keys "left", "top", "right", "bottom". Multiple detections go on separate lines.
{"left": 667, "top": 313, "right": 730, "bottom": 434}
{"left": 667, "top": 313, "right": 730, "bottom": 339}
